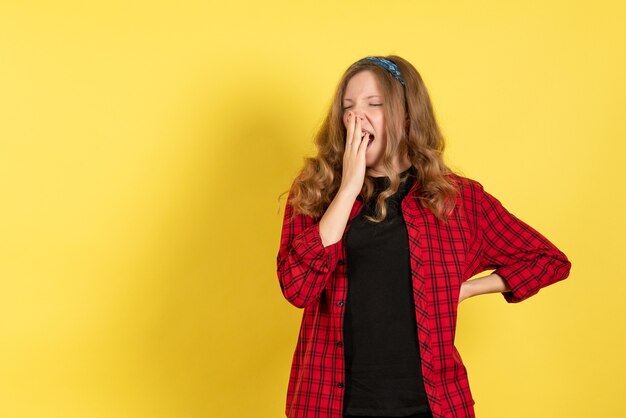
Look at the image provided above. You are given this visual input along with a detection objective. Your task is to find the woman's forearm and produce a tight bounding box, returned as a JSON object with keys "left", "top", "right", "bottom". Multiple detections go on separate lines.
{"left": 463, "top": 273, "right": 511, "bottom": 299}
{"left": 319, "top": 189, "right": 358, "bottom": 247}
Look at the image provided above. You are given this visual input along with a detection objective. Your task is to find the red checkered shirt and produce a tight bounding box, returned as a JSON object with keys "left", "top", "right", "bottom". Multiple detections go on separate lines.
{"left": 276, "top": 173, "right": 572, "bottom": 418}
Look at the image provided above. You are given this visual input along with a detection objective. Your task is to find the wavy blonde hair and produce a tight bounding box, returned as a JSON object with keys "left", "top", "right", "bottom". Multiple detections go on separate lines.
{"left": 279, "top": 55, "right": 462, "bottom": 224}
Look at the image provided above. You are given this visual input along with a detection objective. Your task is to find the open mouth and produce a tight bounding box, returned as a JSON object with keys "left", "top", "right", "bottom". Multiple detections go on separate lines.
{"left": 362, "top": 131, "right": 375, "bottom": 147}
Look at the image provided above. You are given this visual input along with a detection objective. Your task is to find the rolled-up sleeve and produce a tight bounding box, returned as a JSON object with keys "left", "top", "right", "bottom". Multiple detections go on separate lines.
{"left": 276, "top": 193, "right": 343, "bottom": 308}
{"left": 467, "top": 182, "right": 572, "bottom": 303}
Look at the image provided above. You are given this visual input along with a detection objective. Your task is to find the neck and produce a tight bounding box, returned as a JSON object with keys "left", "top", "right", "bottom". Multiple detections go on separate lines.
{"left": 366, "top": 154, "right": 413, "bottom": 178}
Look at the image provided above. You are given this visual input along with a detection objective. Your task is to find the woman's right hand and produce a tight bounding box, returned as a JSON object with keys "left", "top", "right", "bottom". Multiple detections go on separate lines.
{"left": 339, "top": 112, "right": 368, "bottom": 198}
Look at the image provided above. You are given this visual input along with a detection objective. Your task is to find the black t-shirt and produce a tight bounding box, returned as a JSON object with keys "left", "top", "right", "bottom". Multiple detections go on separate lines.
{"left": 342, "top": 165, "right": 432, "bottom": 417}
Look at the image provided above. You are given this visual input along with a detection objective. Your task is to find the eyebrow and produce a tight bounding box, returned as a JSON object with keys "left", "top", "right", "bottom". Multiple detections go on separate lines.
{"left": 343, "top": 95, "right": 382, "bottom": 103}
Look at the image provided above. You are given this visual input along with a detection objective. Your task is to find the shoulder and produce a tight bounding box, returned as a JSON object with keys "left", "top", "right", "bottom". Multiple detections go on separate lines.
{"left": 442, "top": 172, "right": 493, "bottom": 221}
{"left": 445, "top": 172, "right": 485, "bottom": 199}
{"left": 442, "top": 173, "right": 489, "bottom": 233}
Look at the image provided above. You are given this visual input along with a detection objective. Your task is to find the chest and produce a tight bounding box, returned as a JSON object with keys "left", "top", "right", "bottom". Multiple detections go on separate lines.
{"left": 322, "top": 191, "right": 472, "bottom": 314}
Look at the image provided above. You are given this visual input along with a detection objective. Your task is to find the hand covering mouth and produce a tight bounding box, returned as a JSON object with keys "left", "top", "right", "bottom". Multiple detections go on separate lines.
{"left": 361, "top": 130, "right": 375, "bottom": 146}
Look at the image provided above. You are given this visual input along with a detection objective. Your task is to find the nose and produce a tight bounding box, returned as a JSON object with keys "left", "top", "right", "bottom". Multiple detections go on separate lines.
{"left": 347, "top": 110, "right": 365, "bottom": 121}
{"left": 345, "top": 113, "right": 367, "bottom": 131}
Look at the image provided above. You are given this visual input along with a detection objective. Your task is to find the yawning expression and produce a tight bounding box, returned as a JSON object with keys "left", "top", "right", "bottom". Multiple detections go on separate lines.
{"left": 342, "top": 70, "right": 387, "bottom": 170}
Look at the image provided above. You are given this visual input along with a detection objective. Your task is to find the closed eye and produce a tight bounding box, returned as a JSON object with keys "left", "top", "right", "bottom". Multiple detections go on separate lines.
{"left": 342, "top": 104, "right": 383, "bottom": 110}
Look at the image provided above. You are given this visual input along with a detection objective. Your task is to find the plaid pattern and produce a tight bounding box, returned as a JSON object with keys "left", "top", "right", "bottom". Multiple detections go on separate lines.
{"left": 276, "top": 173, "right": 571, "bottom": 418}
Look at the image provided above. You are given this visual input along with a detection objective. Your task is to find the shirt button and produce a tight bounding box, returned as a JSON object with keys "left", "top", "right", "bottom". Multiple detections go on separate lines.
{"left": 337, "top": 341, "right": 343, "bottom": 347}
{"left": 337, "top": 382, "right": 344, "bottom": 388}
{"left": 337, "top": 260, "right": 345, "bottom": 265}
{"left": 337, "top": 300, "right": 344, "bottom": 307}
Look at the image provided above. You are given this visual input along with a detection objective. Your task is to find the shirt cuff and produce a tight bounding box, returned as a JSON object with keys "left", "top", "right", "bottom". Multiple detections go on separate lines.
{"left": 493, "top": 264, "right": 540, "bottom": 304}
{"left": 291, "top": 222, "right": 343, "bottom": 273}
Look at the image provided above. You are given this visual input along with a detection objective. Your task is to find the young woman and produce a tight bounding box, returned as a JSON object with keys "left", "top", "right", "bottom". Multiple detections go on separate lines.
{"left": 276, "top": 55, "right": 571, "bottom": 418}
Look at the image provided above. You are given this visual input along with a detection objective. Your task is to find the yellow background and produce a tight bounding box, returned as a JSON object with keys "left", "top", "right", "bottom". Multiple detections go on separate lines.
{"left": 1, "top": 1, "right": 624, "bottom": 417}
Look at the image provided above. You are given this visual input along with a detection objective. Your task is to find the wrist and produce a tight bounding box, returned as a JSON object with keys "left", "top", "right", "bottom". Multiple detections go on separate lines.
{"left": 462, "top": 279, "right": 477, "bottom": 298}
{"left": 336, "top": 187, "right": 359, "bottom": 201}
{"left": 463, "top": 273, "right": 510, "bottom": 298}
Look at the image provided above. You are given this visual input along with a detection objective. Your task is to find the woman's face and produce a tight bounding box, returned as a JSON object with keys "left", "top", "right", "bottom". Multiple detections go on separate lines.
{"left": 342, "top": 70, "right": 387, "bottom": 172}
